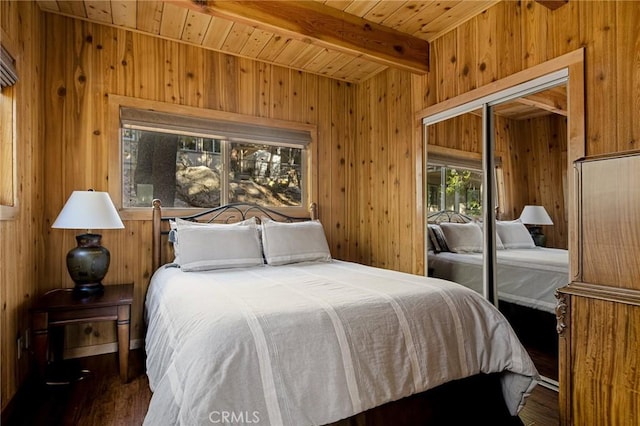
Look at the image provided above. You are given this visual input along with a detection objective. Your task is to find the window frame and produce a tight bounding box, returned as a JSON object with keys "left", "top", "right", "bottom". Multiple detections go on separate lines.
{"left": 108, "top": 95, "right": 318, "bottom": 220}
{"left": 0, "top": 42, "right": 19, "bottom": 221}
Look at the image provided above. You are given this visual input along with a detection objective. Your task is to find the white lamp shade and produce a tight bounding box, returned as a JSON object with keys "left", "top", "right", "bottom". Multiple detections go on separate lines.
{"left": 52, "top": 191, "right": 125, "bottom": 230}
{"left": 519, "top": 205, "right": 553, "bottom": 226}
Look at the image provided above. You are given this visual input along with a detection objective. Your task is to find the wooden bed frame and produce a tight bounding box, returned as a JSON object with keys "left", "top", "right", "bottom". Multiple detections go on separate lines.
{"left": 149, "top": 201, "right": 524, "bottom": 426}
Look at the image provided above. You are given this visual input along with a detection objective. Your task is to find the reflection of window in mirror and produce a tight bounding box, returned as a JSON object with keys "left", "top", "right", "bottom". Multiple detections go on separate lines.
{"left": 119, "top": 108, "right": 309, "bottom": 210}
{"left": 427, "top": 165, "right": 483, "bottom": 219}
{"left": 427, "top": 160, "right": 504, "bottom": 222}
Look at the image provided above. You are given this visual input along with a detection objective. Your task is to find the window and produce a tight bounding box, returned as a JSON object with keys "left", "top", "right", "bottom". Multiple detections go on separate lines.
{"left": 1, "top": 44, "right": 18, "bottom": 219}
{"left": 427, "top": 164, "right": 483, "bottom": 218}
{"left": 119, "top": 105, "right": 311, "bottom": 210}
{"left": 0, "top": 45, "right": 18, "bottom": 88}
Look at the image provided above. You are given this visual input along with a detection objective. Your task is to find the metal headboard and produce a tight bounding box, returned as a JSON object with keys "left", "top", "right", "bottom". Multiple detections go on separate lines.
{"left": 151, "top": 200, "right": 318, "bottom": 272}
{"left": 427, "top": 210, "right": 474, "bottom": 224}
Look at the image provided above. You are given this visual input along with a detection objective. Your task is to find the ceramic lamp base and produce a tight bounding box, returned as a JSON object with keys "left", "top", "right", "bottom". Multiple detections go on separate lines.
{"left": 528, "top": 226, "right": 547, "bottom": 247}
{"left": 66, "top": 233, "right": 109, "bottom": 295}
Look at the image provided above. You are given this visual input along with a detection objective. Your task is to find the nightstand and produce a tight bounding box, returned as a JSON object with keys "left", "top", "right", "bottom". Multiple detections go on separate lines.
{"left": 31, "top": 283, "right": 133, "bottom": 383}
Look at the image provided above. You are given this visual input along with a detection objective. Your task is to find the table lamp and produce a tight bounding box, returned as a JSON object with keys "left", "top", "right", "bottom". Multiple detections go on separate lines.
{"left": 519, "top": 205, "right": 553, "bottom": 247}
{"left": 52, "top": 190, "right": 125, "bottom": 295}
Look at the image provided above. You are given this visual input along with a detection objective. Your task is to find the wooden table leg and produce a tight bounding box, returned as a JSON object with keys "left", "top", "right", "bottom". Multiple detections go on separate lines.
{"left": 31, "top": 311, "right": 49, "bottom": 380}
{"left": 117, "top": 304, "right": 131, "bottom": 383}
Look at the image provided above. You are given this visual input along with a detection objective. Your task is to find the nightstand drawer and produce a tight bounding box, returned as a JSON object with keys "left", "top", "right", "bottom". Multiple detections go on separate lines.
{"left": 48, "top": 305, "right": 120, "bottom": 326}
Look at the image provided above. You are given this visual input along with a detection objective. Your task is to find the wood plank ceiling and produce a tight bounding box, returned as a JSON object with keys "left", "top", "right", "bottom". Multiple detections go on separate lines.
{"left": 36, "top": 0, "right": 499, "bottom": 83}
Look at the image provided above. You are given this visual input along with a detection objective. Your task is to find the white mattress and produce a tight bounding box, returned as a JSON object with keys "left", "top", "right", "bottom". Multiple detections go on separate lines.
{"left": 144, "top": 260, "right": 538, "bottom": 425}
{"left": 428, "top": 248, "right": 569, "bottom": 313}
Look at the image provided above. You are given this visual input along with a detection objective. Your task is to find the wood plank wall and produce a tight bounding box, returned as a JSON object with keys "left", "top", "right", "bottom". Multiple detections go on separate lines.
{"left": 352, "top": 68, "right": 419, "bottom": 274}
{"left": 0, "top": 1, "right": 44, "bottom": 412}
{"left": 40, "top": 14, "right": 355, "bottom": 354}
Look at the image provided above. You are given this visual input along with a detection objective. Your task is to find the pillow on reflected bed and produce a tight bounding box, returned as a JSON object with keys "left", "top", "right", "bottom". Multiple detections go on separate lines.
{"left": 440, "top": 222, "right": 483, "bottom": 253}
{"left": 496, "top": 220, "right": 536, "bottom": 249}
{"left": 175, "top": 219, "right": 264, "bottom": 271}
{"left": 439, "top": 222, "right": 505, "bottom": 253}
{"left": 261, "top": 219, "right": 332, "bottom": 266}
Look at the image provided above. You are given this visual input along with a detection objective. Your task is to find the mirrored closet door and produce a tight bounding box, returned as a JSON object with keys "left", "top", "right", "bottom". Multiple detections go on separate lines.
{"left": 491, "top": 85, "right": 569, "bottom": 386}
{"left": 423, "top": 68, "right": 574, "bottom": 390}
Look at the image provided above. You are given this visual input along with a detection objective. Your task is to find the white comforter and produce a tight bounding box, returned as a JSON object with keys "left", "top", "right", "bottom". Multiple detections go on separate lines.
{"left": 144, "top": 260, "right": 538, "bottom": 425}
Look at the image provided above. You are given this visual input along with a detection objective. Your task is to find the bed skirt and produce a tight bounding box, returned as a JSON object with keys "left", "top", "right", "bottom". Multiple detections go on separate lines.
{"left": 326, "top": 373, "right": 523, "bottom": 426}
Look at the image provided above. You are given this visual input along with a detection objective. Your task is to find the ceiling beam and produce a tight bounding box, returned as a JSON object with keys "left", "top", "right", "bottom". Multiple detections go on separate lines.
{"left": 170, "top": 0, "right": 429, "bottom": 74}
{"left": 516, "top": 91, "right": 568, "bottom": 117}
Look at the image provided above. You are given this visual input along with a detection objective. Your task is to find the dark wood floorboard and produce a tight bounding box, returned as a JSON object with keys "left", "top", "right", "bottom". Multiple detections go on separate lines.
{"left": 7, "top": 349, "right": 558, "bottom": 425}
{"left": 526, "top": 344, "right": 558, "bottom": 381}
{"left": 519, "top": 385, "right": 559, "bottom": 426}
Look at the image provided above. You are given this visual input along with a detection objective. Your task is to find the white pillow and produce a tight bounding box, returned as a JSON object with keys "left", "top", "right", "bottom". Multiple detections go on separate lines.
{"left": 496, "top": 220, "right": 536, "bottom": 249}
{"left": 176, "top": 221, "right": 263, "bottom": 271}
{"left": 439, "top": 222, "right": 483, "bottom": 253}
{"left": 172, "top": 217, "right": 257, "bottom": 261}
{"left": 261, "top": 219, "right": 331, "bottom": 265}
{"left": 438, "top": 221, "right": 506, "bottom": 252}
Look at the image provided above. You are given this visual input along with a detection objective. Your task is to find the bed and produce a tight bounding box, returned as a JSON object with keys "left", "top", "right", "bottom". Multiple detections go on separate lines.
{"left": 144, "top": 202, "right": 539, "bottom": 425}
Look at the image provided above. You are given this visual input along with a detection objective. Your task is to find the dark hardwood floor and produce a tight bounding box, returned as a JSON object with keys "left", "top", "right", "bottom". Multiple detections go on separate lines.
{"left": 6, "top": 349, "right": 558, "bottom": 425}
{"left": 6, "top": 350, "right": 151, "bottom": 426}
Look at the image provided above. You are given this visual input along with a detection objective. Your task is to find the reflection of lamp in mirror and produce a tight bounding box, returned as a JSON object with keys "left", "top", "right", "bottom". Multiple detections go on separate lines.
{"left": 519, "top": 205, "right": 553, "bottom": 247}
{"left": 52, "top": 190, "right": 125, "bottom": 296}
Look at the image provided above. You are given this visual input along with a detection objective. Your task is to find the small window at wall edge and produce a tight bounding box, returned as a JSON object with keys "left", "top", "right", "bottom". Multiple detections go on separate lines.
{"left": 114, "top": 103, "right": 315, "bottom": 219}
{"left": 0, "top": 44, "right": 19, "bottom": 220}
{"left": 1, "top": 45, "right": 19, "bottom": 89}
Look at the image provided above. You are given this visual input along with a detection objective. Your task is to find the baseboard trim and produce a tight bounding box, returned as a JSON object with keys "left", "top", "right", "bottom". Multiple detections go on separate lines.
{"left": 63, "top": 339, "right": 143, "bottom": 360}
{"left": 538, "top": 375, "right": 560, "bottom": 392}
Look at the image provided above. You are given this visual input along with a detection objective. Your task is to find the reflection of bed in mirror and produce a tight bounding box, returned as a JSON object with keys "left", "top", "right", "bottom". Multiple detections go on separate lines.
{"left": 427, "top": 211, "right": 567, "bottom": 381}
{"left": 427, "top": 210, "right": 568, "bottom": 313}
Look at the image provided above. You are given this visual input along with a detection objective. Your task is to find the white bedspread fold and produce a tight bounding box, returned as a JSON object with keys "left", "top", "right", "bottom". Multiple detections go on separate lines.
{"left": 144, "top": 260, "right": 538, "bottom": 425}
